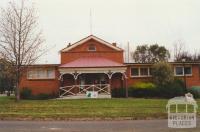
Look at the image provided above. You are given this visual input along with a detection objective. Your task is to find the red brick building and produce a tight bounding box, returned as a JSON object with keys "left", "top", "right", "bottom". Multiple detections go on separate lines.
{"left": 20, "top": 35, "right": 200, "bottom": 97}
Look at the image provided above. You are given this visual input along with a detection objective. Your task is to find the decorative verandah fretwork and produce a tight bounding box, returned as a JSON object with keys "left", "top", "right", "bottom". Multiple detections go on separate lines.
{"left": 58, "top": 67, "right": 127, "bottom": 98}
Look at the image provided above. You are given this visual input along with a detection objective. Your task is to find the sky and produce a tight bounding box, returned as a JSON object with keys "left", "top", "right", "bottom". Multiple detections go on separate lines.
{"left": 0, "top": 0, "right": 200, "bottom": 63}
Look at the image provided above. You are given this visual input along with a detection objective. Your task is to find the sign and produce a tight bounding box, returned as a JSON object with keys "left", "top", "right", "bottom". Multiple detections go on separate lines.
{"left": 86, "top": 91, "right": 98, "bottom": 98}
{"left": 166, "top": 93, "right": 198, "bottom": 128}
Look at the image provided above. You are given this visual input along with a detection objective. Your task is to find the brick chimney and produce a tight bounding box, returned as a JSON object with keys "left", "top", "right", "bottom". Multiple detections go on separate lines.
{"left": 67, "top": 43, "right": 71, "bottom": 47}
{"left": 112, "top": 43, "right": 117, "bottom": 46}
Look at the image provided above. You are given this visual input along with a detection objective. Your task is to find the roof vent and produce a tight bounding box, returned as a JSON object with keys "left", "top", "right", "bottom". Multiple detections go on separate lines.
{"left": 112, "top": 43, "right": 117, "bottom": 46}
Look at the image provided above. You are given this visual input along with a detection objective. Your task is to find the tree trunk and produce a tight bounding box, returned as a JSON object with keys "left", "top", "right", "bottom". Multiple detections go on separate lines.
{"left": 15, "top": 70, "right": 20, "bottom": 101}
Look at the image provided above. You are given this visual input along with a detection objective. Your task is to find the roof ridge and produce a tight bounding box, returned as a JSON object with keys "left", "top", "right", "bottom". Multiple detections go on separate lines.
{"left": 60, "top": 35, "right": 123, "bottom": 52}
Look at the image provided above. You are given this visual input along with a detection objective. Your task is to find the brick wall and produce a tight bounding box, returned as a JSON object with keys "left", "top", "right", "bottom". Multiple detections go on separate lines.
{"left": 126, "top": 64, "right": 200, "bottom": 88}
{"left": 19, "top": 66, "right": 60, "bottom": 95}
{"left": 61, "top": 39, "right": 123, "bottom": 64}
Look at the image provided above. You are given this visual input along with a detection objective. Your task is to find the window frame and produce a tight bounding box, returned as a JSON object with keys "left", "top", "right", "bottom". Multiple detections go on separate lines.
{"left": 27, "top": 68, "right": 55, "bottom": 80}
{"left": 174, "top": 66, "right": 192, "bottom": 76}
{"left": 130, "top": 67, "right": 152, "bottom": 77}
{"left": 130, "top": 67, "right": 140, "bottom": 77}
{"left": 140, "top": 67, "right": 149, "bottom": 77}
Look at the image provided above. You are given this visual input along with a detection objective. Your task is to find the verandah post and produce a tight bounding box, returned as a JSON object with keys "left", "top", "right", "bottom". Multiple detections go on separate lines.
{"left": 109, "top": 78, "right": 111, "bottom": 93}
{"left": 125, "top": 77, "right": 128, "bottom": 98}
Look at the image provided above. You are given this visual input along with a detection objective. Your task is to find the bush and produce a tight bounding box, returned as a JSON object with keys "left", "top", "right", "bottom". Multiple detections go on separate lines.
{"left": 35, "top": 93, "right": 52, "bottom": 100}
{"left": 20, "top": 87, "right": 57, "bottom": 100}
{"left": 152, "top": 62, "right": 174, "bottom": 86}
{"left": 128, "top": 82, "right": 158, "bottom": 98}
{"left": 157, "top": 79, "right": 185, "bottom": 98}
{"left": 132, "top": 82, "right": 156, "bottom": 89}
{"left": 187, "top": 86, "right": 200, "bottom": 98}
{"left": 111, "top": 88, "right": 126, "bottom": 98}
{"left": 20, "top": 88, "right": 32, "bottom": 99}
{"left": 127, "top": 80, "right": 185, "bottom": 98}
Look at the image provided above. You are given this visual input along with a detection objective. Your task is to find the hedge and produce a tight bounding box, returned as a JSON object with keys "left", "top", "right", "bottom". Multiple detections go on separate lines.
{"left": 111, "top": 80, "right": 186, "bottom": 98}
{"left": 187, "top": 86, "right": 200, "bottom": 98}
{"left": 20, "top": 88, "right": 58, "bottom": 100}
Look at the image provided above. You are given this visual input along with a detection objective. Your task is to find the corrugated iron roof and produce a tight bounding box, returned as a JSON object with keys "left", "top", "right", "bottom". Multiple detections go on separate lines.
{"left": 60, "top": 57, "right": 125, "bottom": 68}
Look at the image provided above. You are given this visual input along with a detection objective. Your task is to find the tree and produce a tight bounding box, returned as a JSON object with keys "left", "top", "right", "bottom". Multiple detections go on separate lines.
{"left": 174, "top": 51, "right": 192, "bottom": 62}
{"left": 149, "top": 44, "right": 170, "bottom": 62}
{"left": 192, "top": 52, "right": 200, "bottom": 61}
{"left": 132, "top": 44, "right": 170, "bottom": 63}
{"left": 173, "top": 40, "right": 185, "bottom": 61}
{"left": 132, "top": 45, "right": 149, "bottom": 63}
{"left": 0, "top": 58, "right": 15, "bottom": 94}
{"left": 152, "top": 62, "right": 174, "bottom": 86}
{"left": 0, "top": 0, "right": 44, "bottom": 101}
{"left": 173, "top": 40, "right": 200, "bottom": 62}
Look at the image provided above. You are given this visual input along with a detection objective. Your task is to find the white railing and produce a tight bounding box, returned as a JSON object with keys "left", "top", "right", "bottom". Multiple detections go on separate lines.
{"left": 59, "top": 84, "right": 110, "bottom": 97}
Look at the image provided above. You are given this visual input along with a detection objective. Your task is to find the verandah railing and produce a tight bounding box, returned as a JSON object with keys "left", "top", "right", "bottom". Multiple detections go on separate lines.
{"left": 59, "top": 84, "right": 110, "bottom": 97}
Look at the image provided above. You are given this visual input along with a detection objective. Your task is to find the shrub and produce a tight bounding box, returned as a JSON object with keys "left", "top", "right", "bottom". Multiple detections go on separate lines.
{"left": 20, "top": 88, "right": 32, "bottom": 99}
{"left": 152, "top": 62, "right": 174, "bottom": 86}
{"left": 20, "top": 87, "right": 57, "bottom": 100}
{"left": 157, "top": 79, "right": 185, "bottom": 98}
{"left": 132, "top": 82, "right": 156, "bottom": 89}
{"left": 35, "top": 93, "right": 51, "bottom": 100}
{"left": 128, "top": 82, "right": 158, "bottom": 98}
{"left": 111, "top": 88, "right": 126, "bottom": 98}
{"left": 187, "top": 86, "right": 200, "bottom": 98}
{"left": 128, "top": 80, "right": 185, "bottom": 98}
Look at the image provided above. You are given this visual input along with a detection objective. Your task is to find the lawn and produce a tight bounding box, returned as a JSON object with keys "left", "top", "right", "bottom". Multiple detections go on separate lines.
{"left": 0, "top": 96, "right": 199, "bottom": 120}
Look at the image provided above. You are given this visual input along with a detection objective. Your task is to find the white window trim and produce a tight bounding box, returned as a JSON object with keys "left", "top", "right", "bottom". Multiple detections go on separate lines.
{"left": 130, "top": 67, "right": 152, "bottom": 78}
{"left": 27, "top": 68, "right": 55, "bottom": 80}
{"left": 174, "top": 66, "right": 192, "bottom": 76}
{"left": 140, "top": 67, "right": 149, "bottom": 77}
{"left": 130, "top": 67, "right": 140, "bottom": 77}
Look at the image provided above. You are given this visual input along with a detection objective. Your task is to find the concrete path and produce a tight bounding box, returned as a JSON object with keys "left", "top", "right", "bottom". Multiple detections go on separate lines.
{"left": 0, "top": 120, "right": 199, "bottom": 132}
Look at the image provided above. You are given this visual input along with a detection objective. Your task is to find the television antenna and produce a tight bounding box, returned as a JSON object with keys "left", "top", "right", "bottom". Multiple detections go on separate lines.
{"left": 90, "top": 8, "right": 93, "bottom": 35}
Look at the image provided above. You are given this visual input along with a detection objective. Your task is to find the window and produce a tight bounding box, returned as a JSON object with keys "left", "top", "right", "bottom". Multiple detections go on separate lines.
{"left": 175, "top": 67, "right": 183, "bottom": 76}
{"left": 131, "top": 68, "right": 139, "bottom": 76}
{"left": 149, "top": 68, "right": 153, "bottom": 76}
{"left": 27, "top": 68, "right": 55, "bottom": 79}
{"left": 140, "top": 68, "right": 148, "bottom": 76}
{"left": 174, "top": 66, "right": 192, "bottom": 76}
{"left": 47, "top": 69, "right": 55, "bottom": 78}
{"left": 184, "top": 67, "right": 192, "bottom": 75}
{"left": 88, "top": 44, "right": 96, "bottom": 51}
{"left": 38, "top": 69, "right": 46, "bottom": 78}
{"left": 130, "top": 67, "right": 152, "bottom": 77}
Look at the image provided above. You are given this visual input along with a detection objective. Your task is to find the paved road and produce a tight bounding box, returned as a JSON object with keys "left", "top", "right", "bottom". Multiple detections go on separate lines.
{"left": 0, "top": 120, "right": 199, "bottom": 132}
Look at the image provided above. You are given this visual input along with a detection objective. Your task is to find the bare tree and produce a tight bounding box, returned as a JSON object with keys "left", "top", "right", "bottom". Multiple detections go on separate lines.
{"left": 0, "top": 0, "right": 44, "bottom": 101}
{"left": 192, "top": 50, "right": 200, "bottom": 61}
{"left": 173, "top": 40, "right": 200, "bottom": 62}
{"left": 173, "top": 40, "right": 185, "bottom": 61}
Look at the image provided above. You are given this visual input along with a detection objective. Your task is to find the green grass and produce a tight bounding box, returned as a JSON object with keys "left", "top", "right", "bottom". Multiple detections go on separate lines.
{"left": 0, "top": 96, "right": 199, "bottom": 120}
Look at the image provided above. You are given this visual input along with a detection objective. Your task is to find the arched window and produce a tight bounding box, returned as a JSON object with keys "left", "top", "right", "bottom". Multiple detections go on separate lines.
{"left": 88, "top": 44, "right": 96, "bottom": 51}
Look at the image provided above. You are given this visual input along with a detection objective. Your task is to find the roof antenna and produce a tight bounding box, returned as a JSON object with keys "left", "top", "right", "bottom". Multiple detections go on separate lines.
{"left": 45, "top": 44, "right": 48, "bottom": 64}
{"left": 90, "top": 8, "right": 93, "bottom": 35}
{"left": 127, "top": 42, "right": 130, "bottom": 63}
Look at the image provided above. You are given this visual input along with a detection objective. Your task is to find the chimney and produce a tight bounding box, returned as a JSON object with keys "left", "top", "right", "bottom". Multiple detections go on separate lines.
{"left": 67, "top": 43, "right": 71, "bottom": 47}
{"left": 112, "top": 43, "right": 117, "bottom": 47}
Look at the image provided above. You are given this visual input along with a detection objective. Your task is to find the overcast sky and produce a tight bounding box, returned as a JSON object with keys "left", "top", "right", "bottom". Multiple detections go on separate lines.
{"left": 1, "top": 0, "right": 200, "bottom": 63}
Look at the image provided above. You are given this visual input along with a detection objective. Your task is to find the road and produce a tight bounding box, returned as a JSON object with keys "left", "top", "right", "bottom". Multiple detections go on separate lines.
{"left": 0, "top": 119, "right": 199, "bottom": 132}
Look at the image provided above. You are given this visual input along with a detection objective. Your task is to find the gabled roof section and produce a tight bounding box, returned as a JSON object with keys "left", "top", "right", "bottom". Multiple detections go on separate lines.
{"left": 61, "top": 35, "right": 123, "bottom": 52}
